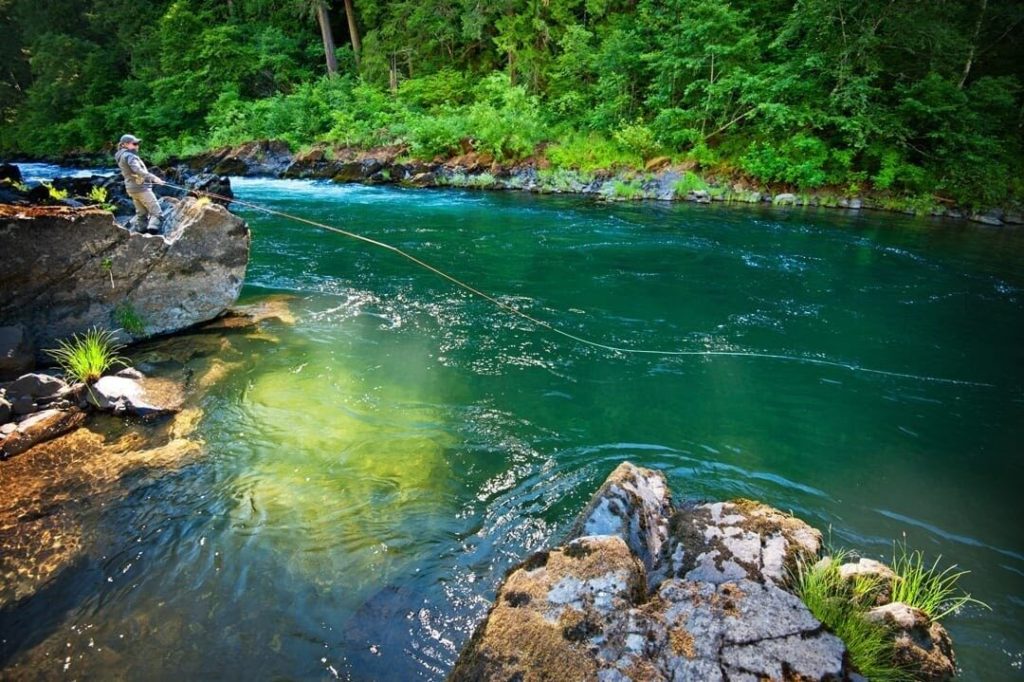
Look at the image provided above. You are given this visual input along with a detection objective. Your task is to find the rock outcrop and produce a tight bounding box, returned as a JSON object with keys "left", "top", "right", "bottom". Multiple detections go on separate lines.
{"left": 178, "top": 139, "right": 293, "bottom": 177}
{"left": 451, "top": 462, "right": 849, "bottom": 681}
{"left": 452, "top": 461, "right": 960, "bottom": 681}
{"left": 0, "top": 197, "right": 249, "bottom": 356}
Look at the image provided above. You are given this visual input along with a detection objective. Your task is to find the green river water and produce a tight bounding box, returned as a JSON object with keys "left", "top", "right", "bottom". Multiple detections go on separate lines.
{"left": 2, "top": 172, "right": 1023, "bottom": 679}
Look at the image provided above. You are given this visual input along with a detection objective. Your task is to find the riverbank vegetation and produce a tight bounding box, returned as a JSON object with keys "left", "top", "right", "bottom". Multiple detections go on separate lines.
{"left": 1, "top": 0, "right": 1021, "bottom": 208}
{"left": 793, "top": 543, "right": 987, "bottom": 681}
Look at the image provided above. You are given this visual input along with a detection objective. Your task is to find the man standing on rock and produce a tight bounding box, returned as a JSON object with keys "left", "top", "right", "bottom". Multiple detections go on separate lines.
{"left": 114, "top": 134, "right": 165, "bottom": 234}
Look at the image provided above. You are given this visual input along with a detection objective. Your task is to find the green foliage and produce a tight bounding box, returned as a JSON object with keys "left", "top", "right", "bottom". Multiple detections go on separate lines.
{"left": 1, "top": 0, "right": 1020, "bottom": 207}
{"left": 113, "top": 302, "right": 146, "bottom": 335}
{"left": 42, "top": 182, "right": 68, "bottom": 201}
{"left": 793, "top": 553, "right": 909, "bottom": 681}
{"left": 537, "top": 168, "right": 594, "bottom": 192}
{"left": 674, "top": 171, "right": 707, "bottom": 196}
{"left": 889, "top": 542, "right": 989, "bottom": 621}
{"left": 404, "top": 111, "right": 467, "bottom": 159}
{"left": 612, "top": 179, "right": 643, "bottom": 199}
{"left": 465, "top": 74, "right": 549, "bottom": 161}
{"left": 613, "top": 120, "right": 661, "bottom": 161}
{"left": 46, "top": 327, "right": 127, "bottom": 384}
{"left": 548, "top": 133, "right": 641, "bottom": 172}
{"left": 741, "top": 133, "right": 833, "bottom": 188}
{"left": 88, "top": 186, "right": 108, "bottom": 203}
{"left": 398, "top": 69, "right": 471, "bottom": 110}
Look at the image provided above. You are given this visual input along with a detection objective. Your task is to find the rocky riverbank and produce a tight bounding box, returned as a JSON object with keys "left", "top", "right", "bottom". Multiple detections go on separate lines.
{"left": 6, "top": 143, "right": 1020, "bottom": 224}
{"left": 451, "top": 462, "right": 957, "bottom": 681}
{"left": 171, "top": 140, "right": 1022, "bottom": 226}
{"left": 0, "top": 296, "right": 296, "bottom": 604}
{"left": 1, "top": 163, "right": 251, "bottom": 459}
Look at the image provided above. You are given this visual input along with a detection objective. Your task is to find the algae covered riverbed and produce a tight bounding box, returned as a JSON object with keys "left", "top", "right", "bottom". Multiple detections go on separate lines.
{"left": 2, "top": 174, "right": 1023, "bottom": 679}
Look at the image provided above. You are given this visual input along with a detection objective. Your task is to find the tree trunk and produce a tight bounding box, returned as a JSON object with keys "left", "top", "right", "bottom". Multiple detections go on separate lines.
{"left": 316, "top": 2, "right": 338, "bottom": 77}
{"left": 342, "top": 0, "right": 361, "bottom": 68}
{"left": 389, "top": 54, "right": 398, "bottom": 93}
{"left": 958, "top": 0, "right": 987, "bottom": 90}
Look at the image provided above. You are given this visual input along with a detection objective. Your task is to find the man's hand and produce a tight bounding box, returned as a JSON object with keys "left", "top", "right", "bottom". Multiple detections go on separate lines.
{"left": 154, "top": 177, "right": 166, "bottom": 185}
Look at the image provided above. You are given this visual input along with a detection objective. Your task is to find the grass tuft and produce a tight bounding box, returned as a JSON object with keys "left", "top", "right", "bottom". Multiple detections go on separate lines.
{"left": 612, "top": 179, "right": 643, "bottom": 199}
{"left": 889, "top": 541, "right": 989, "bottom": 621}
{"left": 46, "top": 327, "right": 127, "bottom": 384}
{"left": 113, "top": 302, "right": 146, "bottom": 335}
{"left": 793, "top": 553, "right": 910, "bottom": 681}
{"left": 673, "top": 171, "right": 707, "bottom": 196}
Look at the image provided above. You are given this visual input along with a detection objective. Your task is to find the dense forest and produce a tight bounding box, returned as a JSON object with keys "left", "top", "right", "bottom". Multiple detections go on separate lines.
{"left": 1, "top": 0, "right": 1021, "bottom": 207}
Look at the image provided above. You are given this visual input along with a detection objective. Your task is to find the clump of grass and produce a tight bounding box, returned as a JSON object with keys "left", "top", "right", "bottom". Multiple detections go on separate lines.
{"left": 673, "top": 170, "right": 707, "bottom": 196}
{"left": 113, "top": 302, "right": 146, "bottom": 335}
{"left": 463, "top": 172, "right": 496, "bottom": 188}
{"left": 889, "top": 541, "right": 988, "bottom": 621}
{"left": 612, "top": 179, "right": 643, "bottom": 199}
{"left": 46, "top": 327, "right": 127, "bottom": 384}
{"left": 546, "top": 132, "right": 641, "bottom": 172}
{"left": 793, "top": 553, "right": 910, "bottom": 681}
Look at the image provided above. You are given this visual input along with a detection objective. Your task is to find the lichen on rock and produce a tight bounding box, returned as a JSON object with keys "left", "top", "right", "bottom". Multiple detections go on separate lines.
{"left": 450, "top": 462, "right": 852, "bottom": 681}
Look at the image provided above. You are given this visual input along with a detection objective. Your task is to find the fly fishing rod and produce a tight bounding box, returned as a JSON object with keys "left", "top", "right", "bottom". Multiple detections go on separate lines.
{"left": 162, "top": 180, "right": 993, "bottom": 388}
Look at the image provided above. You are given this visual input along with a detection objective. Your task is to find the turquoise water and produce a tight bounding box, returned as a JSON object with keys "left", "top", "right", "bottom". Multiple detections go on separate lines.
{"left": 3, "top": 175, "right": 1024, "bottom": 679}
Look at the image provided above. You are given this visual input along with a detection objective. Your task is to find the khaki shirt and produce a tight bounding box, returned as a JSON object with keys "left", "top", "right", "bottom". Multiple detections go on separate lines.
{"left": 114, "top": 148, "right": 160, "bottom": 193}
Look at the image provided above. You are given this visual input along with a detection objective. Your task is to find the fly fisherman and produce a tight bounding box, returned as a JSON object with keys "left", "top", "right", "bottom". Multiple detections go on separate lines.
{"left": 114, "top": 134, "right": 165, "bottom": 234}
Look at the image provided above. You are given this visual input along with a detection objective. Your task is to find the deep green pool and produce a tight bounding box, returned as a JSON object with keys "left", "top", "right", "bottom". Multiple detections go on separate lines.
{"left": 4, "top": 175, "right": 1024, "bottom": 679}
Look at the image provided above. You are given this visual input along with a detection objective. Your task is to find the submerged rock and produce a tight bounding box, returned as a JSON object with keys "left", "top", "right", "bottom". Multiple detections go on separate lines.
{"left": 0, "top": 197, "right": 249, "bottom": 355}
{"left": 87, "top": 374, "right": 184, "bottom": 416}
{"left": 0, "top": 407, "right": 86, "bottom": 459}
{"left": 450, "top": 462, "right": 848, "bottom": 681}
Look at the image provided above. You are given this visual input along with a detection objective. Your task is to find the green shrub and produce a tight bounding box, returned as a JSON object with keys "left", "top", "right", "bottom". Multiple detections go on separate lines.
{"left": 462, "top": 73, "right": 549, "bottom": 161}
{"left": 88, "top": 186, "right": 108, "bottom": 203}
{"left": 398, "top": 69, "right": 471, "bottom": 110}
{"left": 613, "top": 119, "right": 661, "bottom": 161}
{"left": 404, "top": 111, "right": 467, "bottom": 159}
{"left": 42, "top": 182, "right": 69, "bottom": 201}
{"left": 46, "top": 327, "right": 127, "bottom": 384}
{"left": 741, "top": 133, "right": 832, "bottom": 188}
{"left": 537, "top": 168, "right": 593, "bottom": 192}
{"left": 463, "top": 172, "right": 497, "bottom": 188}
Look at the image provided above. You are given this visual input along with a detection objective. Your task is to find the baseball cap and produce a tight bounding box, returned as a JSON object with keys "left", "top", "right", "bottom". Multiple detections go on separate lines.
{"left": 119, "top": 134, "right": 141, "bottom": 145}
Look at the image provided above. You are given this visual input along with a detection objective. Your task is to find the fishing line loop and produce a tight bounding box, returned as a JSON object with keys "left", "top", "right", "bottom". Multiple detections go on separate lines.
{"left": 162, "top": 181, "right": 993, "bottom": 388}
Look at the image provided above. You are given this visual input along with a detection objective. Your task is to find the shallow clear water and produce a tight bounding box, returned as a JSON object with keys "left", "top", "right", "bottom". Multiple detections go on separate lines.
{"left": 3, "top": 176, "right": 1024, "bottom": 679}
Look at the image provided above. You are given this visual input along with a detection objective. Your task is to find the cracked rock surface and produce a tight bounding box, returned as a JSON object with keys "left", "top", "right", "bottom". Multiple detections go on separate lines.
{"left": 450, "top": 462, "right": 850, "bottom": 681}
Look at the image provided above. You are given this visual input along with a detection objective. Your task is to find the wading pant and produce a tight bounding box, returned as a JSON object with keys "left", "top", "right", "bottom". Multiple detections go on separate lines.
{"left": 128, "top": 189, "right": 162, "bottom": 233}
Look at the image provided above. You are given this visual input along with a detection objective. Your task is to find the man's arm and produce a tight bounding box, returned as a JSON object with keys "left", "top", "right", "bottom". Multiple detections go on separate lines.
{"left": 127, "top": 155, "right": 164, "bottom": 185}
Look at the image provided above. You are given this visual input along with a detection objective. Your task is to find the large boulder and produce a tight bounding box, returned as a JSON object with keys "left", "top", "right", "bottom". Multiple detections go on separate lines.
{"left": 0, "top": 198, "right": 249, "bottom": 357}
{"left": 451, "top": 462, "right": 849, "bottom": 681}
